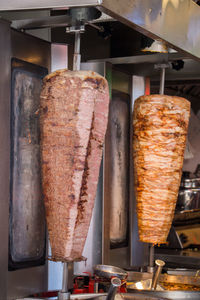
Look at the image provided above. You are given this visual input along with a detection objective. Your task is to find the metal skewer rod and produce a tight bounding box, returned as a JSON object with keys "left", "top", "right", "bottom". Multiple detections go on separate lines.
{"left": 59, "top": 262, "right": 74, "bottom": 300}
{"left": 73, "top": 31, "right": 81, "bottom": 71}
{"left": 148, "top": 243, "right": 154, "bottom": 273}
{"left": 159, "top": 66, "right": 166, "bottom": 95}
{"left": 62, "top": 262, "right": 69, "bottom": 293}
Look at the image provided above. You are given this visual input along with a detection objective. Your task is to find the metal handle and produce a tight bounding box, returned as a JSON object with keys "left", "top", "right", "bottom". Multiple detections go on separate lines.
{"left": 106, "top": 277, "right": 121, "bottom": 300}
{"left": 151, "top": 259, "right": 165, "bottom": 290}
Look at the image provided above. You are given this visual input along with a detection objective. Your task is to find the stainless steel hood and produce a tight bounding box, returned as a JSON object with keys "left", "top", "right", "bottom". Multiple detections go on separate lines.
{"left": 0, "top": 1, "right": 200, "bottom": 60}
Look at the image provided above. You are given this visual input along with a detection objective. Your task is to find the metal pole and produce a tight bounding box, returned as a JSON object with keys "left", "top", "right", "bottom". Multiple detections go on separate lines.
{"left": 58, "top": 262, "right": 74, "bottom": 300}
{"left": 151, "top": 259, "right": 165, "bottom": 290}
{"left": 62, "top": 262, "right": 69, "bottom": 293}
{"left": 73, "top": 31, "right": 81, "bottom": 71}
{"left": 159, "top": 67, "right": 165, "bottom": 95}
{"left": 106, "top": 277, "right": 121, "bottom": 300}
{"left": 148, "top": 244, "right": 154, "bottom": 273}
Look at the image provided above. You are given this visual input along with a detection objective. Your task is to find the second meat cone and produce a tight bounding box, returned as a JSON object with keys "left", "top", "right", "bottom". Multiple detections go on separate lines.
{"left": 133, "top": 95, "right": 190, "bottom": 244}
{"left": 40, "top": 69, "right": 109, "bottom": 261}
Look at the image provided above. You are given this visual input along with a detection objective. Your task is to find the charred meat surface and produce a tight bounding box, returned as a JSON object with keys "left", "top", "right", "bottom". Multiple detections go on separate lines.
{"left": 40, "top": 69, "right": 109, "bottom": 261}
{"left": 133, "top": 94, "right": 190, "bottom": 244}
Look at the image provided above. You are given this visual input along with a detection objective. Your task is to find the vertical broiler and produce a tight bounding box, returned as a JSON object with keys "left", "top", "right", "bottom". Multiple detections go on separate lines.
{"left": 0, "top": 1, "right": 200, "bottom": 299}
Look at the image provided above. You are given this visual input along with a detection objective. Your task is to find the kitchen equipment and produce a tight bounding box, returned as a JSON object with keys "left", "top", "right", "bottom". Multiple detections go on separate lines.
{"left": 180, "top": 178, "right": 200, "bottom": 189}
{"left": 126, "top": 290, "right": 200, "bottom": 299}
{"left": 177, "top": 174, "right": 200, "bottom": 211}
{"left": 94, "top": 265, "right": 128, "bottom": 280}
{"left": 151, "top": 260, "right": 165, "bottom": 290}
{"left": 9, "top": 58, "right": 47, "bottom": 270}
{"left": 177, "top": 188, "right": 200, "bottom": 211}
{"left": 1, "top": 1, "right": 200, "bottom": 299}
{"left": 106, "top": 277, "right": 121, "bottom": 300}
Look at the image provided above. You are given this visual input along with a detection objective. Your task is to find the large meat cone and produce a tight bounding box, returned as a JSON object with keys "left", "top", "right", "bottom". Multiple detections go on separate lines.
{"left": 40, "top": 69, "right": 109, "bottom": 261}
{"left": 133, "top": 95, "right": 190, "bottom": 244}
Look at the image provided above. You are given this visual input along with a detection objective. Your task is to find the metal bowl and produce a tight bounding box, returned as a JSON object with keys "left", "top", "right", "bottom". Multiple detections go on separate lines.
{"left": 94, "top": 265, "right": 128, "bottom": 280}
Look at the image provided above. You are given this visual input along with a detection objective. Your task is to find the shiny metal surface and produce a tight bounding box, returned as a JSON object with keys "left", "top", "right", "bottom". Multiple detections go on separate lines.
{"left": 73, "top": 31, "right": 81, "bottom": 71}
{"left": 12, "top": 15, "right": 72, "bottom": 29}
{"left": 17, "top": 294, "right": 107, "bottom": 300}
{"left": 130, "top": 76, "right": 149, "bottom": 268}
{"left": 92, "top": 53, "right": 190, "bottom": 65}
{"left": 12, "top": 7, "right": 102, "bottom": 30}
{"left": 103, "top": 67, "right": 131, "bottom": 268}
{"left": 12, "top": 11, "right": 112, "bottom": 30}
{"left": 0, "top": 0, "right": 101, "bottom": 10}
{"left": 155, "top": 249, "right": 200, "bottom": 269}
{"left": 6, "top": 27, "right": 50, "bottom": 300}
{"left": 117, "top": 293, "right": 167, "bottom": 300}
{"left": 181, "top": 178, "right": 200, "bottom": 188}
{"left": 160, "top": 273, "right": 200, "bottom": 287}
{"left": 61, "top": 262, "right": 73, "bottom": 294}
{"left": 0, "top": 18, "right": 11, "bottom": 300}
{"left": 1, "top": 1, "right": 200, "bottom": 59}
{"left": 127, "top": 271, "right": 153, "bottom": 282}
{"left": 149, "top": 245, "right": 155, "bottom": 270}
{"left": 18, "top": 293, "right": 199, "bottom": 300}
{"left": 94, "top": 264, "right": 127, "bottom": 279}
{"left": 11, "top": 29, "right": 51, "bottom": 68}
{"left": 159, "top": 68, "right": 165, "bottom": 95}
{"left": 177, "top": 188, "right": 200, "bottom": 211}
{"left": 128, "top": 280, "right": 164, "bottom": 292}
{"left": 129, "top": 290, "right": 200, "bottom": 299}
{"left": 98, "top": 0, "right": 200, "bottom": 60}
{"left": 106, "top": 278, "right": 122, "bottom": 300}
{"left": 70, "top": 293, "right": 107, "bottom": 299}
{"left": 58, "top": 291, "right": 70, "bottom": 300}
{"left": 151, "top": 260, "right": 165, "bottom": 290}
{"left": 10, "top": 59, "right": 46, "bottom": 266}
{"left": 108, "top": 90, "right": 130, "bottom": 246}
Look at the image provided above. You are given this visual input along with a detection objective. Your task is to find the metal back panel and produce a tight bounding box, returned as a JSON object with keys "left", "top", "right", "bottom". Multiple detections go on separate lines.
{"left": 103, "top": 69, "right": 131, "bottom": 268}
{"left": 0, "top": 19, "right": 11, "bottom": 300}
{"left": 130, "top": 76, "right": 149, "bottom": 268}
{"left": 0, "top": 24, "right": 51, "bottom": 300}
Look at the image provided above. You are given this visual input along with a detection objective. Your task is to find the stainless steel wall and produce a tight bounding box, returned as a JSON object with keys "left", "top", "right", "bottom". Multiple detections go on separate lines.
{"left": 0, "top": 22, "right": 51, "bottom": 300}
{"left": 0, "top": 19, "right": 11, "bottom": 300}
{"left": 130, "top": 76, "right": 149, "bottom": 268}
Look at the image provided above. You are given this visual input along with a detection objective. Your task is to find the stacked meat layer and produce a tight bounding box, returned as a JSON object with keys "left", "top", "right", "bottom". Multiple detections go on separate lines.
{"left": 40, "top": 69, "right": 109, "bottom": 261}
{"left": 133, "top": 95, "right": 190, "bottom": 244}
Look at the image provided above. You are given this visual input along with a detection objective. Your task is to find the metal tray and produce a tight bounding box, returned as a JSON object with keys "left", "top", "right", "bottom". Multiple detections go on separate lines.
{"left": 126, "top": 290, "right": 200, "bottom": 299}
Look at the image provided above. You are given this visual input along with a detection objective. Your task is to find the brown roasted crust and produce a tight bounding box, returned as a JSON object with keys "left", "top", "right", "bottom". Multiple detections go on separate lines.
{"left": 40, "top": 69, "right": 109, "bottom": 261}
{"left": 133, "top": 94, "right": 190, "bottom": 244}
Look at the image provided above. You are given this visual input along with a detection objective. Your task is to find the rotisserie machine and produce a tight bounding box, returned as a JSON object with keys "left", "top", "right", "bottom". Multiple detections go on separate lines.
{"left": 1, "top": 1, "right": 200, "bottom": 299}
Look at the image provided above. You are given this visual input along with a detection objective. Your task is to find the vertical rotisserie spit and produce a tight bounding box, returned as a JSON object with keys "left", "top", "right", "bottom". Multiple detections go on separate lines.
{"left": 133, "top": 94, "right": 190, "bottom": 244}
{"left": 40, "top": 69, "right": 109, "bottom": 261}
